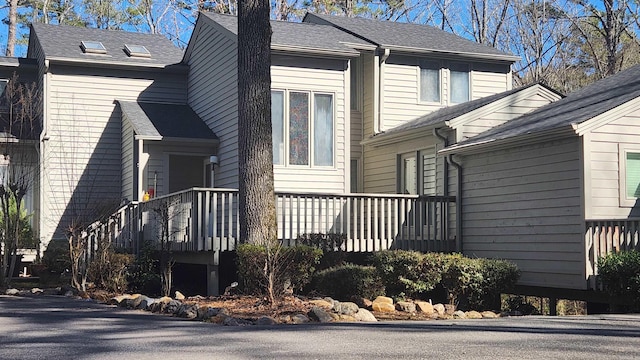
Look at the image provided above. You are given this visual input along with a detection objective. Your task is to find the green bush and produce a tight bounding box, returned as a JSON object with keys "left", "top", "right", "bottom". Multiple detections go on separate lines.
{"left": 42, "top": 239, "right": 71, "bottom": 275}
{"left": 440, "top": 254, "right": 484, "bottom": 306}
{"left": 312, "top": 264, "right": 384, "bottom": 301}
{"left": 236, "top": 243, "right": 322, "bottom": 296}
{"left": 468, "top": 258, "right": 521, "bottom": 310}
{"left": 297, "top": 233, "right": 347, "bottom": 270}
{"left": 371, "top": 250, "right": 440, "bottom": 299}
{"left": 598, "top": 250, "right": 640, "bottom": 308}
{"left": 128, "top": 240, "right": 161, "bottom": 295}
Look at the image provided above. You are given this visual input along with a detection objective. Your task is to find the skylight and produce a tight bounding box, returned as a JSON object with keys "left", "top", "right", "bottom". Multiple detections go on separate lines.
{"left": 124, "top": 44, "right": 151, "bottom": 58}
{"left": 80, "top": 41, "right": 107, "bottom": 54}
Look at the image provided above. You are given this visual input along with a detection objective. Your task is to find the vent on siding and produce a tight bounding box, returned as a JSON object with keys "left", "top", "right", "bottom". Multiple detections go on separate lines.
{"left": 80, "top": 41, "right": 107, "bottom": 54}
{"left": 124, "top": 44, "right": 151, "bottom": 58}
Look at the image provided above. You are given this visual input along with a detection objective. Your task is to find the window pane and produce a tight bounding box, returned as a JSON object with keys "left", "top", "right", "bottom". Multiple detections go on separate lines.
{"left": 314, "top": 94, "right": 333, "bottom": 166}
{"left": 271, "top": 91, "right": 284, "bottom": 165}
{"left": 289, "top": 92, "right": 309, "bottom": 165}
{"left": 627, "top": 152, "right": 640, "bottom": 198}
{"left": 400, "top": 154, "right": 417, "bottom": 195}
{"left": 450, "top": 64, "right": 469, "bottom": 103}
{"left": 420, "top": 61, "right": 440, "bottom": 102}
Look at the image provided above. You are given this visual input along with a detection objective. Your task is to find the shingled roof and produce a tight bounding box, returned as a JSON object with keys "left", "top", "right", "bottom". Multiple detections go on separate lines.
{"left": 118, "top": 101, "right": 218, "bottom": 141}
{"left": 29, "top": 23, "right": 183, "bottom": 67}
{"left": 199, "top": 13, "right": 374, "bottom": 58}
{"left": 442, "top": 64, "right": 640, "bottom": 154}
{"left": 303, "top": 13, "right": 518, "bottom": 62}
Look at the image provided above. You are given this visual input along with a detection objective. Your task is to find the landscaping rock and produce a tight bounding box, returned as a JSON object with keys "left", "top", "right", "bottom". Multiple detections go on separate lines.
{"left": 255, "top": 316, "right": 277, "bottom": 326}
{"left": 373, "top": 296, "right": 393, "bottom": 305}
{"left": 59, "top": 285, "right": 78, "bottom": 297}
{"left": 396, "top": 301, "right": 416, "bottom": 313}
{"left": 354, "top": 308, "right": 377, "bottom": 322}
{"left": 372, "top": 301, "right": 395, "bottom": 313}
{"left": 415, "top": 301, "right": 434, "bottom": 314}
{"left": 351, "top": 296, "right": 373, "bottom": 309}
{"left": 177, "top": 304, "right": 199, "bottom": 319}
{"left": 5, "top": 288, "right": 19, "bottom": 296}
{"left": 109, "top": 294, "right": 134, "bottom": 306}
{"left": 309, "top": 299, "right": 333, "bottom": 310}
{"left": 309, "top": 306, "right": 334, "bottom": 323}
{"left": 198, "top": 306, "right": 224, "bottom": 320}
{"left": 31, "top": 288, "right": 44, "bottom": 294}
{"left": 164, "top": 300, "right": 181, "bottom": 314}
{"left": 334, "top": 301, "right": 359, "bottom": 315}
{"left": 481, "top": 311, "right": 499, "bottom": 319}
{"left": 466, "top": 311, "right": 483, "bottom": 319}
{"left": 433, "top": 303, "right": 445, "bottom": 315}
{"left": 335, "top": 314, "right": 357, "bottom": 322}
{"left": 453, "top": 310, "right": 467, "bottom": 319}
{"left": 175, "top": 291, "right": 185, "bottom": 300}
{"left": 444, "top": 304, "right": 456, "bottom": 315}
{"left": 291, "top": 314, "right": 310, "bottom": 324}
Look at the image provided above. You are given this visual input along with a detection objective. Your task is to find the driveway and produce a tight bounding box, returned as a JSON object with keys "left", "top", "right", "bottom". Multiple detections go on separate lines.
{"left": 1, "top": 294, "right": 640, "bottom": 359}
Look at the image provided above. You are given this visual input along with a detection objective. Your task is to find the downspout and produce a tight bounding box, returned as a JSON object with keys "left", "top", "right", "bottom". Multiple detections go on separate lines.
{"left": 433, "top": 128, "right": 449, "bottom": 196}
{"left": 376, "top": 48, "right": 390, "bottom": 133}
{"left": 38, "top": 59, "right": 50, "bottom": 258}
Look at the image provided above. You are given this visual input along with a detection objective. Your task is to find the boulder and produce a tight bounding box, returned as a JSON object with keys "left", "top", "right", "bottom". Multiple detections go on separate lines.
{"left": 354, "top": 308, "right": 378, "bottom": 322}
{"left": 351, "top": 296, "right": 373, "bottom": 309}
{"left": 415, "top": 301, "right": 434, "bottom": 314}
{"left": 396, "top": 301, "right": 416, "bottom": 313}
{"left": 372, "top": 302, "right": 395, "bottom": 313}
{"left": 198, "top": 306, "right": 225, "bottom": 320}
{"left": 444, "top": 304, "right": 456, "bottom": 315}
{"left": 334, "top": 301, "right": 360, "bottom": 315}
{"left": 291, "top": 314, "right": 310, "bottom": 324}
{"left": 109, "top": 294, "right": 135, "bottom": 306}
{"left": 481, "top": 311, "right": 499, "bottom": 319}
{"left": 5, "top": 288, "right": 19, "bottom": 296}
{"left": 175, "top": 291, "right": 185, "bottom": 300}
{"left": 177, "top": 304, "right": 199, "bottom": 319}
{"left": 31, "top": 288, "right": 44, "bottom": 294}
{"left": 466, "top": 311, "right": 483, "bottom": 319}
{"left": 309, "top": 306, "right": 334, "bottom": 323}
{"left": 309, "top": 299, "right": 333, "bottom": 310}
{"left": 335, "top": 314, "right": 357, "bottom": 322}
{"left": 453, "top": 310, "right": 467, "bottom": 319}
{"left": 255, "top": 316, "right": 278, "bottom": 326}
{"left": 139, "top": 297, "right": 156, "bottom": 310}
{"left": 433, "top": 303, "right": 445, "bottom": 315}
{"left": 373, "top": 296, "right": 393, "bottom": 305}
{"left": 163, "top": 300, "right": 181, "bottom": 314}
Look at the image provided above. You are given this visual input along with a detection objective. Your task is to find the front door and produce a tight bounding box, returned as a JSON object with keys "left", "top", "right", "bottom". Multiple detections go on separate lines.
{"left": 168, "top": 155, "right": 205, "bottom": 193}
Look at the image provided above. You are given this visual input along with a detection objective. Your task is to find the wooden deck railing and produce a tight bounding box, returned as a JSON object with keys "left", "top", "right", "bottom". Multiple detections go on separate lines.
{"left": 585, "top": 219, "right": 640, "bottom": 289}
{"left": 82, "top": 188, "right": 457, "bottom": 256}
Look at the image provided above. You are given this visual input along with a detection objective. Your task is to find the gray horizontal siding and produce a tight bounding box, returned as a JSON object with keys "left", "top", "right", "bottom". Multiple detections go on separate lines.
{"left": 461, "top": 137, "right": 586, "bottom": 289}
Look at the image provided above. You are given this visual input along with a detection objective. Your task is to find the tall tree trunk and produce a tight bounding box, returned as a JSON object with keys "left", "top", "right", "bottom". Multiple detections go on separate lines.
{"left": 238, "top": 0, "right": 276, "bottom": 245}
{"left": 6, "top": 0, "right": 18, "bottom": 56}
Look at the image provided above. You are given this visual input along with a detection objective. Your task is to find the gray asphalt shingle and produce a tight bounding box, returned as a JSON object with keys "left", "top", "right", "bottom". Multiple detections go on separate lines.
{"left": 202, "top": 13, "right": 371, "bottom": 56}
{"left": 30, "top": 23, "right": 183, "bottom": 66}
{"left": 303, "top": 13, "right": 516, "bottom": 60}
{"left": 118, "top": 101, "right": 218, "bottom": 140}
{"left": 448, "top": 64, "right": 640, "bottom": 150}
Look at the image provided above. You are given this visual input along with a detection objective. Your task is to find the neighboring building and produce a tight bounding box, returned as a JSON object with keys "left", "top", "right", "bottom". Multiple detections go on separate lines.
{"left": 441, "top": 64, "right": 640, "bottom": 291}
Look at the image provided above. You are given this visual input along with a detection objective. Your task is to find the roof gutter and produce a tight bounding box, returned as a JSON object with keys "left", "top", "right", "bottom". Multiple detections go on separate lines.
{"left": 380, "top": 44, "right": 520, "bottom": 63}
{"left": 46, "top": 57, "right": 189, "bottom": 72}
{"left": 439, "top": 126, "right": 576, "bottom": 156}
{"left": 272, "top": 45, "right": 360, "bottom": 59}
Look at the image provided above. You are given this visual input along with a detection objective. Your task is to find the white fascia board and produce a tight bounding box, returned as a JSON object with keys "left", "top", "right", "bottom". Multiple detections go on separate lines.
{"left": 573, "top": 95, "right": 640, "bottom": 135}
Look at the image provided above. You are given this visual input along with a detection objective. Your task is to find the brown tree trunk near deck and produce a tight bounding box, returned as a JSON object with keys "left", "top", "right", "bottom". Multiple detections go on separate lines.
{"left": 6, "top": 0, "right": 18, "bottom": 56}
{"left": 238, "top": 0, "right": 276, "bottom": 245}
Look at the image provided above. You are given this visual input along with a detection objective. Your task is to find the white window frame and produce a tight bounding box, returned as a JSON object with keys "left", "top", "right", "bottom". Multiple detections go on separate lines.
{"left": 618, "top": 143, "right": 640, "bottom": 207}
{"left": 398, "top": 152, "right": 419, "bottom": 195}
{"left": 418, "top": 60, "right": 442, "bottom": 104}
{"left": 272, "top": 89, "right": 336, "bottom": 168}
{"left": 449, "top": 62, "right": 471, "bottom": 104}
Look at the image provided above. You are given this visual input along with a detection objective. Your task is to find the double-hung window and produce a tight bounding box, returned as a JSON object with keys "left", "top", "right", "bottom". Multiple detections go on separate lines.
{"left": 271, "top": 90, "right": 334, "bottom": 167}
{"left": 450, "top": 63, "right": 470, "bottom": 104}
{"left": 419, "top": 60, "right": 441, "bottom": 103}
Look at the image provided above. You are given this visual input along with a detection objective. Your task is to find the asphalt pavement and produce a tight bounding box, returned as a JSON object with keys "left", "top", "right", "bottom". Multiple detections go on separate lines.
{"left": 1, "top": 294, "right": 640, "bottom": 359}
